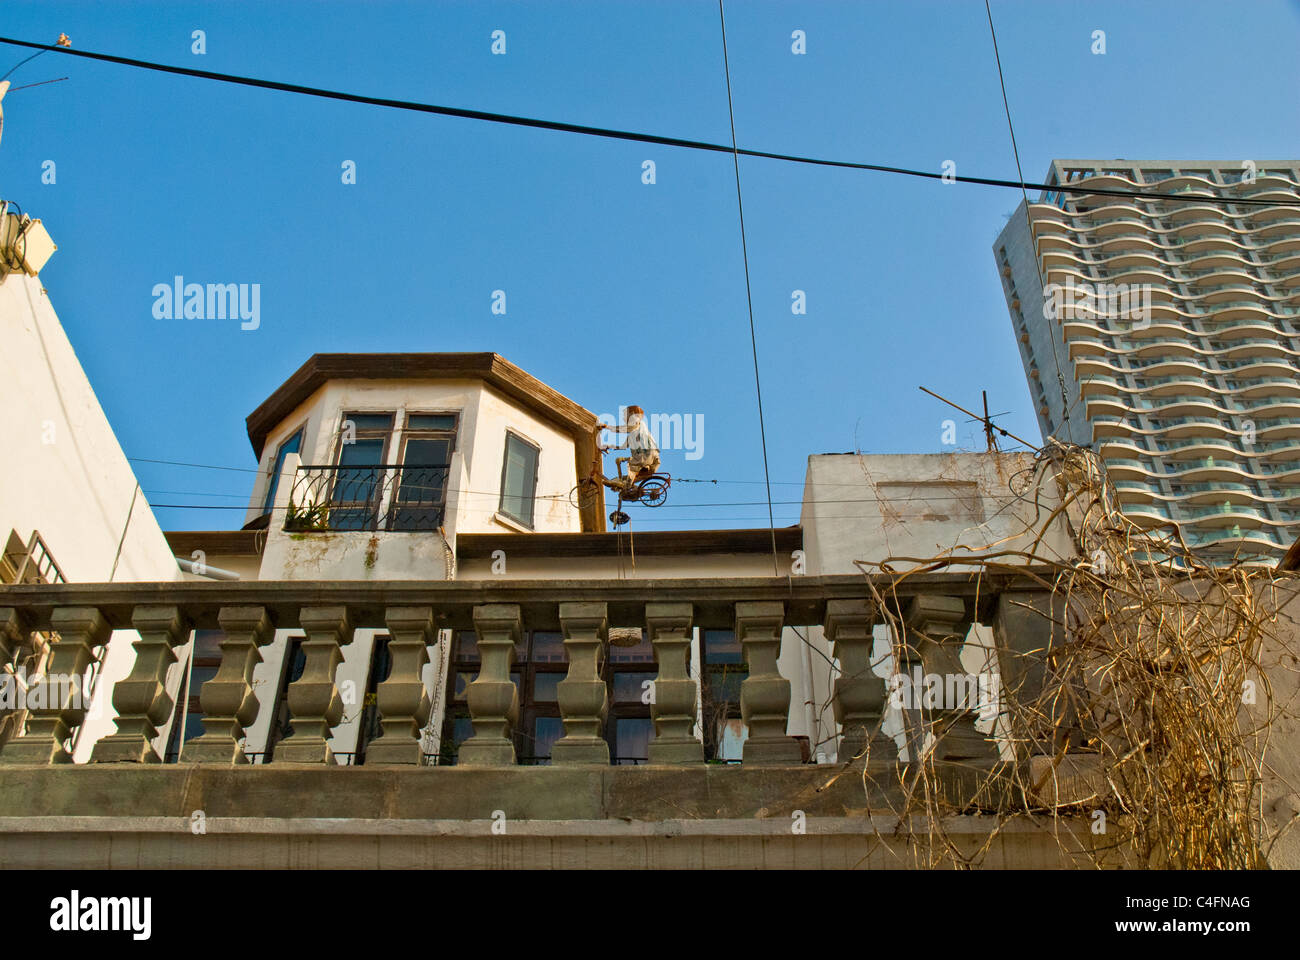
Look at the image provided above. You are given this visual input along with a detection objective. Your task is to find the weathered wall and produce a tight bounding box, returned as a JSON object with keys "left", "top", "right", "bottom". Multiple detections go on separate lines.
{"left": 0, "top": 265, "right": 181, "bottom": 763}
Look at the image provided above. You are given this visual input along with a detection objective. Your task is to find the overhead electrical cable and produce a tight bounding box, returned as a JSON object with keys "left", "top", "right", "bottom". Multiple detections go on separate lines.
{"left": 0, "top": 35, "right": 1295, "bottom": 208}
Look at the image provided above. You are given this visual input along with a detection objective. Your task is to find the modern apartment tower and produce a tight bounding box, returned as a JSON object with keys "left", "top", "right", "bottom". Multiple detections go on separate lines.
{"left": 994, "top": 160, "right": 1300, "bottom": 564}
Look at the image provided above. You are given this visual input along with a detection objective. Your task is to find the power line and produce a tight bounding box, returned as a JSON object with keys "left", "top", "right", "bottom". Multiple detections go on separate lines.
{"left": 718, "top": 0, "right": 779, "bottom": 578}
{"left": 984, "top": 0, "right": 1072, "bottom": 433}
{"left": 0, "top": 34, "right": 1294, "bottom": 209}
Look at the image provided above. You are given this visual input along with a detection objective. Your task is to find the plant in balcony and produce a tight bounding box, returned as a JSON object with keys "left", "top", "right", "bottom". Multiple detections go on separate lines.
{"left": 284, "top": 498, "right": 330, "bottom": 532}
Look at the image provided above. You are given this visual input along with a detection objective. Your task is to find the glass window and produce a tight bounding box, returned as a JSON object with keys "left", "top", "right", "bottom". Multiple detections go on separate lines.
{"left": 499, "top": 432, "right": 539, "bottom": 527}
{"left": 454, "top": 630, "right": 480, "bottom": 663}
{"left": 408, "top": 414, "right": 457, "bottom": 431}
{"left": 262, "top": 428, "right": 303, "bottom": 515}
{"left": 530, "top": 631, "right": 566, "bottom": 662}
{"left": 532, "top": 672, "right": 562, "bottom": 701}
{"left": 531, "top": 717, "right": 564, "bottom": 764}
{"left": 345, "top": 414, "right": 395, "bottom": 431}
{"left": 703, "top": 629, "right": 743, "bottom": 665}
{"left": 614, "top": 717, "right": 653, "bottom": 765}
{"left": 613, "top": 672, "right": 656, "bottom": 704}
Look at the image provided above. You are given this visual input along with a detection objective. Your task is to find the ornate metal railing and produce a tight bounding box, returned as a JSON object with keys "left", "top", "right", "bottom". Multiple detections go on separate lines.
{"left": 0, "top": 572, "right": 1065, "bottom": 769}
{"left": 285, "top": 463, "right": 450, "bottom": 533}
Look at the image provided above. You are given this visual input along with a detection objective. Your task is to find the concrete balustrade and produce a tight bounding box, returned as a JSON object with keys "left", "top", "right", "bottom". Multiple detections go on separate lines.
{"left": 0, "top": 573, "right": 1048, "bottom": 769}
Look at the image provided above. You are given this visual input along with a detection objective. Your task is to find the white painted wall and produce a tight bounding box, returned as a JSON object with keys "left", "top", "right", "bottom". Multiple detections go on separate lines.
{"left": 798, "top": 451, "right": 1079, "bottom": 761}
{"left": 0, "top": 265, "right": 182, "bottom": 763}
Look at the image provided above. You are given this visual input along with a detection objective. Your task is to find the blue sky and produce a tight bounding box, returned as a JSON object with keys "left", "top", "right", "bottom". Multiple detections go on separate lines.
{"left": 3, "top": 0, "right": 1299, "bottom": 530}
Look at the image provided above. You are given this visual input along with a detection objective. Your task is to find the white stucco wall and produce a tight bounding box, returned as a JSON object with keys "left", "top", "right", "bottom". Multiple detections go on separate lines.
{"left": 797, "top": 451, "right": 1079, "bottom": 761}
{"left": 0, "top": 266, "right": 182, "bottom": 763}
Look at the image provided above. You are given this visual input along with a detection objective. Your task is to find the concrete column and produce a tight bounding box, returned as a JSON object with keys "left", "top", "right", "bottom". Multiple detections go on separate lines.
{"left": 905, "top": 595, "right": 996, "bottom": 762}
{"left": 737, "top": 600, "right": 801, "bottom": 765}
{"left": 277, "top": 606, "right": 353, "bottom": 764}
{"left": 93, "top": 605, "right": 191, "bottom": 763}
{"left": 991, "top": 589, "right": 1075, "bottom": 755}
{"left": 459, "top": 604, "right": 521, "bottom": 766}
{"left": 552, "top": 602, "right": 609, "bottom": 765}
{"left": 825, "top": 598, "right": 896, "bottom": 766}
{"left": 646, "top": 602, "right": 701, "bottom": 764}
{"left": 0, "top": 607, "right": 107, "bottom": 764}
{"left": 182, "top": 606, "right": 275, "bottom": 764}
{"left": 365, "top": 606, "right": 434, "bottom": 765}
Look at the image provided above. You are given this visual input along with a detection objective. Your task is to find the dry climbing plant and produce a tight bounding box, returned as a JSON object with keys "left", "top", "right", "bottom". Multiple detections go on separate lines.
{"left": 847, "top": 440, "right": 1297, "bottom": 869}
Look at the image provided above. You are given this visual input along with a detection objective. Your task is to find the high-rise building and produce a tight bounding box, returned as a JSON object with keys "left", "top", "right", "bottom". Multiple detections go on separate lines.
{"left": 995, "top": 160, "right": 1300, "bottom": 564}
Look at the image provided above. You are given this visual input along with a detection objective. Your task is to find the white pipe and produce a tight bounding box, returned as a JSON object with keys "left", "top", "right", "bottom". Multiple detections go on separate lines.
{"left": 175, "top": 557, "right": 240, "bottom": 581}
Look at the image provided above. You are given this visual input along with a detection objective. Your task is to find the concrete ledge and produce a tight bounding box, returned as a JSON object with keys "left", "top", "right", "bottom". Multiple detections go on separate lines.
{"left": 0, "top": 763, "right": 1097, "bottom": 868}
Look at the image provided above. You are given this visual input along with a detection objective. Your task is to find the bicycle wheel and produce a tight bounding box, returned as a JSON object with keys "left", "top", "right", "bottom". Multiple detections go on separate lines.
{"left": 569, "top": 478, "right": 603, "bottom": 510}
{"left": 639, "top": 477, "right": 669, "bottom": 508}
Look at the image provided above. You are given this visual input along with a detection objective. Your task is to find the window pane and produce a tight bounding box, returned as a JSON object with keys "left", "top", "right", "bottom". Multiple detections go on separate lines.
{"left": 451, "top": 716, "right": 473, "bottom": 748}
{"left": 613, "top": 671, "right": 656, "bottom": 703}
{"left": 192, "top": 629, "right": 224, "bottom": 661}
{"left": 615, "top": 718, "right": 653, "bottom": 764}
{"left": 453, "top": 671, "right": 476, "bottom": 699}
{"left": 500, "top": 434, "right": 538, "bottom": 527}
{"left": 704, "top": 629, "right": 743, "bottom": 665}
{"left": 390, "top": 439, "right": 450, "bottom": 530}
{"left": 530, "top": 631, "right": 566, "bottom": 663}
{"left": 337, "top": 438, "right": 385, "bottom": 469}
{"left": 408, "top": 414, "right": 457, "bottom": 431}
{"left": 454, "top": 631, "right": 479, "bottom": 663}
{"left": 263, "top": 429, "right": 303, "bottom": 514}
{"left": 532, "top": 672, "right": 561, "bottom": 701}
{"left": 707, "top": 669, "right": 746, "bottom": 703}
{"left": 531, "top": 717, "right": 564, "bottom": 765}
{"left": 345, "top": 414, "right": 394, "bottom": 431}
{"left": 191, "top": 663, "right": 219, "bottom": 691}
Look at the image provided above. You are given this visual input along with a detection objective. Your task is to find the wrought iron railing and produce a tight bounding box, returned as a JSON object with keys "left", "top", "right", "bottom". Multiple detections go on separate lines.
{"left": 285, "top": 463, "right": 450, "bottom": 533}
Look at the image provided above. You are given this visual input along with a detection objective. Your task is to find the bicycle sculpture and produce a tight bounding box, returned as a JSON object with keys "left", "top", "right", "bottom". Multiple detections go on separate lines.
{"left": 569, "top": 421, "right": 671, "bottom": 526}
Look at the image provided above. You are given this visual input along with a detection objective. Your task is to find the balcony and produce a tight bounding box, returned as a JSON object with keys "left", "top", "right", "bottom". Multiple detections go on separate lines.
{"left": 286, "top": 463, "right": 450, "bottom": 532}
{"left": 0, "top": 573, "right": 1103, "bottom": 868}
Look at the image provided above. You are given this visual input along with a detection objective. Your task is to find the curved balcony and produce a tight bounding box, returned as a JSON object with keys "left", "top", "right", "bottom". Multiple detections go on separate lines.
{"left": 1181, "top": 503, "right": 1268, "bottom": 526}
{"left": 1174, "top": 482, "right": 1257, "bottom": 504}
{"left": 1165, "top": 459, "right": 1254, "bottom": 481}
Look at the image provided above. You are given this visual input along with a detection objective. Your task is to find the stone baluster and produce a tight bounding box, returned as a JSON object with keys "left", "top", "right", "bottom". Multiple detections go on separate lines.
{"left": 365, "top": 606, "right": 435, "bottom": 765}
{"left": 825, "top": 598, "right": 897, "bottom": 766}
{"left": 646, "top": 602, "right": 701, "bottom": 764}
{"left": 0, "top": 607, "right": 34, "bottom": 753}
{"left": 93, "top": 605, "right": 191, "bottom": 763}
{"left": 277, "top": 606, "right": 353, "bottom": 764}
{"left": 459, "top": 604, "right": 521, "bottom": 766}
{"left": 990, "top": 589, "right": 1075, "bottom": 756}
{"left": 1, "top": 607, "right": 108, "bottom": 764}
{"left": 552, "top": 602, "right": 609, "bottom": 764}
{"left": 736, "top": 601, "right": 801, "bottom": 765}
{"left": 0, "top": 606, "right": 33, "bottom": 667}
{"left": 905, "top": 595, "right": 996, "bottom": 762}
{"left": 181, "top": 606, "right": 275, "bottom": 764}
